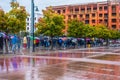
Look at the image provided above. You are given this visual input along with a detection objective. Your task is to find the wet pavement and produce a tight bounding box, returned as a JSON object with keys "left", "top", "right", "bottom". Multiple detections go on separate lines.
{"left": 0, "top": 47, "right": 120, "bottom": 80}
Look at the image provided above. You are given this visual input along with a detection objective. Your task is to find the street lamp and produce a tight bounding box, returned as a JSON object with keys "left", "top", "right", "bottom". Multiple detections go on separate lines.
{"left": 31, "top": 0, "right": 35, "bottom": 52}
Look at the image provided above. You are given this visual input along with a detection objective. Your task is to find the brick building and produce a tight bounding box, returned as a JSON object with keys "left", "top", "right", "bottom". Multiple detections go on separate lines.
{"left": 52, "top": 1, "right": 120, "bottom": 34}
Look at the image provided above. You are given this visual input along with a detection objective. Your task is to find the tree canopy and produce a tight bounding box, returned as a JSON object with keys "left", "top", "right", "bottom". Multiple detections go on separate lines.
{"left": 35, "top": 7, "right": 65, "bottom": 37}
{"left": 67, "top": 19, "right": 85, "bottom": 37}
{"left": 0, "top": 2, "right": 28, "bottom": 34}
{"left": 0, "top": 9, "right": 8, "bottom": 32}
{"left": 67, "top": 19, "right": 120, "bottom": 39}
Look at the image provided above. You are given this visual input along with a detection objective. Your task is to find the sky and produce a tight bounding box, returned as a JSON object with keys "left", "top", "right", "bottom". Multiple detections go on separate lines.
{"left": 0, "top": 0, "right": 107, "bottom": 14}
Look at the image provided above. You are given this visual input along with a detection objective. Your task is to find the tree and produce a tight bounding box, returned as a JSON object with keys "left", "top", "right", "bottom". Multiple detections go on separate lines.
{"left": 109, "top": 29, "right": 120, "bottom": 39}
{"left": 0, "top": 9, "right": 8, "bottom": 32}
{"left": 35, "top": 7, "right": 65, "bottom": 49}
{"left": 67, "top": 19, "right": 85, "bottom": 38}
{"left": 95, "top": 24, "right": 111, "bottom": 39}
{"left": 36, "top": 7, "right": 65, "bottom": 37}
{"left": 6, "top": 2, "right": 28, "bottom": 34}
{"left": 83, "top": 24, "right": 96, "bottom": 38}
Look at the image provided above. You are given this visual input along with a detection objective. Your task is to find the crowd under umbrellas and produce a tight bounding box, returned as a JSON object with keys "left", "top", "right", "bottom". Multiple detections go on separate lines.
{"left": 0, "top": 33, "right": 21, "bottom": 54}
{"left": 0, "top": 32, "right": 108, "bottom": 54}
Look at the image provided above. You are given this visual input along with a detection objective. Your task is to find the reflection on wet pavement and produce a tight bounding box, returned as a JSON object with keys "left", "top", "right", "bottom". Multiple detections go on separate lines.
{"left": 35, "top": 52, "right": 97, "bottom": 58}
{"left": 0, "top": 57, "right": 69, "bottom": 80}
{"left": 90, "top": 54, "right": 120, "bottom": 61}
{"left": 0, "top": 47, "right": 120, "bottom": 80}
{"left": 75, "top": 48, "right": 114, "bottom": 53}
{"left": 0, "top": 56, "right": 120, "bottom": 80}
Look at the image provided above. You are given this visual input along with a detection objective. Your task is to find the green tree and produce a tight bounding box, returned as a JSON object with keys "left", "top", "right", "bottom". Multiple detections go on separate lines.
{"left": 36, "top": 7, "right": 65, "bottom": 37}
{"left": 0, "top": 9, "right": 8, "bottom": 32}
{"left": 95, "top": 24, "right": 111, "bottom": 39}
{"left": 67, "top": 19, "right": 85, "bottom": 38}
{"left": 6, "top": 2, "right": 28, "bottom": 34}
{"left": 35, "top": 7, "right": 65, "bottom": 49}
{"left": 109, "top": 30, "right": 120, "bottom": 39}
{"left": 83, "top": 24, "right": 96, "bottom": 38}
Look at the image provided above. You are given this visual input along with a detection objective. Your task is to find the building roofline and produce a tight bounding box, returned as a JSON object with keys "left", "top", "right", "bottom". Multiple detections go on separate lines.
{"left": 52, "top": 1, "right": 107, "bottom": 8}
{"left": 52, "top": 1, "right": 120, "bottom": 8}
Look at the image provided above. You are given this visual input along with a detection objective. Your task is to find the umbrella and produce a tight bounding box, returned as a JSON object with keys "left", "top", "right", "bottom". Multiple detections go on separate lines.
{"left": 0, "top": 32, "right": 5, "bottom": 37}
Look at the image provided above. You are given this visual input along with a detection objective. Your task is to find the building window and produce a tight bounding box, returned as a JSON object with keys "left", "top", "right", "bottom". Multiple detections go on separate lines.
{"left": 85, "top": 20, "right": 89, "bottom": 24}
{"left": 73, "top": 15, "right": 77, "bottom": 18}
{"left": 75, "top": 8, "right": 79, "bottom": 13}
{"left": 79, "top": 14, "right": 83, "bottom": 18}
{"left": 92, "top": 13, "right": 95, "bottom": 17}
{"left": 112, "top": 5, "right": 116, "bottom": 12}
{"left": 27, "top": 27, "right": 29, "bottom": 30}
{"left": 57, "top": 10, "right": 61, "bottom": 14}
{"left": 92, "top": 20, "right": 95, "bottom": 23}
{"left": 104, "top": 19, "right": 108, "bottom": 23}
{"left": 104, "top": 13, "right": 108, "bottom": 18}
{"left": 104, "top": 6, "right": 108, "bottom": 10}
{"left": 68, "top": 15, "right": 71, "bottom": 19}
{"left": 93, "top": 7, "right": 97, "bottom": 11}
{"left": 81, "top": 8, "right": 85, "bottom": 13}
{"left": 112, "top": 13, "right": 116, "bottom": 16}
{"left": 63, "top": 9, "right": 65, "bottom": 13}
{"left": 27, "top": 18, "right": 29, "bottom": 21}
{"left": 86, "top": 14, "right": 89, "bottom": 18}
{"left": 99, "top": 7, "right": 102, "bottom": 11}
{"left": 99, "top": 14, "right": 103, "bottom": 17}
{"left": 112, "top": 25, "right": 116, "bottom": 29}
{"left": 87, "top": 8, "right": 91, "bottom": 12}
{"left": 112, "top": 19, "right": 116, "bottom": 23}
{"left": 99, "top": 19, "right": 103, "bottom": 23}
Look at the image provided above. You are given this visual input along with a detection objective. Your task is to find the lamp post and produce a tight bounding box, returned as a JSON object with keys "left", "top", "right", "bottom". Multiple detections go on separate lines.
{"left": 31, "top": 0, "right": 35, "bottom": 52}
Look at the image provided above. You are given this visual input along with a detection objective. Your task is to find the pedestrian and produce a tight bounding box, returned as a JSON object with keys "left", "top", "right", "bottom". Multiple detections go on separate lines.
{"left": 0, "top": 34, "right": 3, "bottom": 54}
{"left": 17, "top": 36, "right": 21, "bottom": 52}
{"left": 23, "top": 36, "right": 27, "bottom": 48}
{"left": 11, "top": 35, "right": 17, "bottom": 54}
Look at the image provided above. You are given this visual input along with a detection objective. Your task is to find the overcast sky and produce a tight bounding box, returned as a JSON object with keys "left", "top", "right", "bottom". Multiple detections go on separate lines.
{"left": 0, "top": 0, "right": 107, "bottom": 14}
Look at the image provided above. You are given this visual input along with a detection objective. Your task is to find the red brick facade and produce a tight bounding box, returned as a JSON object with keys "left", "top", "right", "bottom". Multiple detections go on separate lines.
{"left": 52, "top": 1, "right": 120, "bottom": 34}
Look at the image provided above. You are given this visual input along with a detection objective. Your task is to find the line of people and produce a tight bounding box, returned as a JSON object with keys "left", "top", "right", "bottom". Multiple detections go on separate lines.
{"left": 0, "top": 35, "right": 105, "bottom": 54}
{"left": 22, "top": 36, "right": 104, "bottom": 50}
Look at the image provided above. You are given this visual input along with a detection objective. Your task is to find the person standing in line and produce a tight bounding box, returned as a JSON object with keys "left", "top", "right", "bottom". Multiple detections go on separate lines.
{"left": 17, "top": 36, "right": 21, "bottom": 52}
{"left": 23, "top": 36, "right": 27, "bottom": 48}
{"left": 0, "top": 34, "right": 3, "bottom": 54}
{"left": 11, "top": 35, "right": 17, "bottom": 54}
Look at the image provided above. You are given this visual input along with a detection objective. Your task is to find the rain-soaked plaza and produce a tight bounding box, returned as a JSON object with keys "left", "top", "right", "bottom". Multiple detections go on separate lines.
{"left": 0, "top": 47, "right": 120, "bottom": 80}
